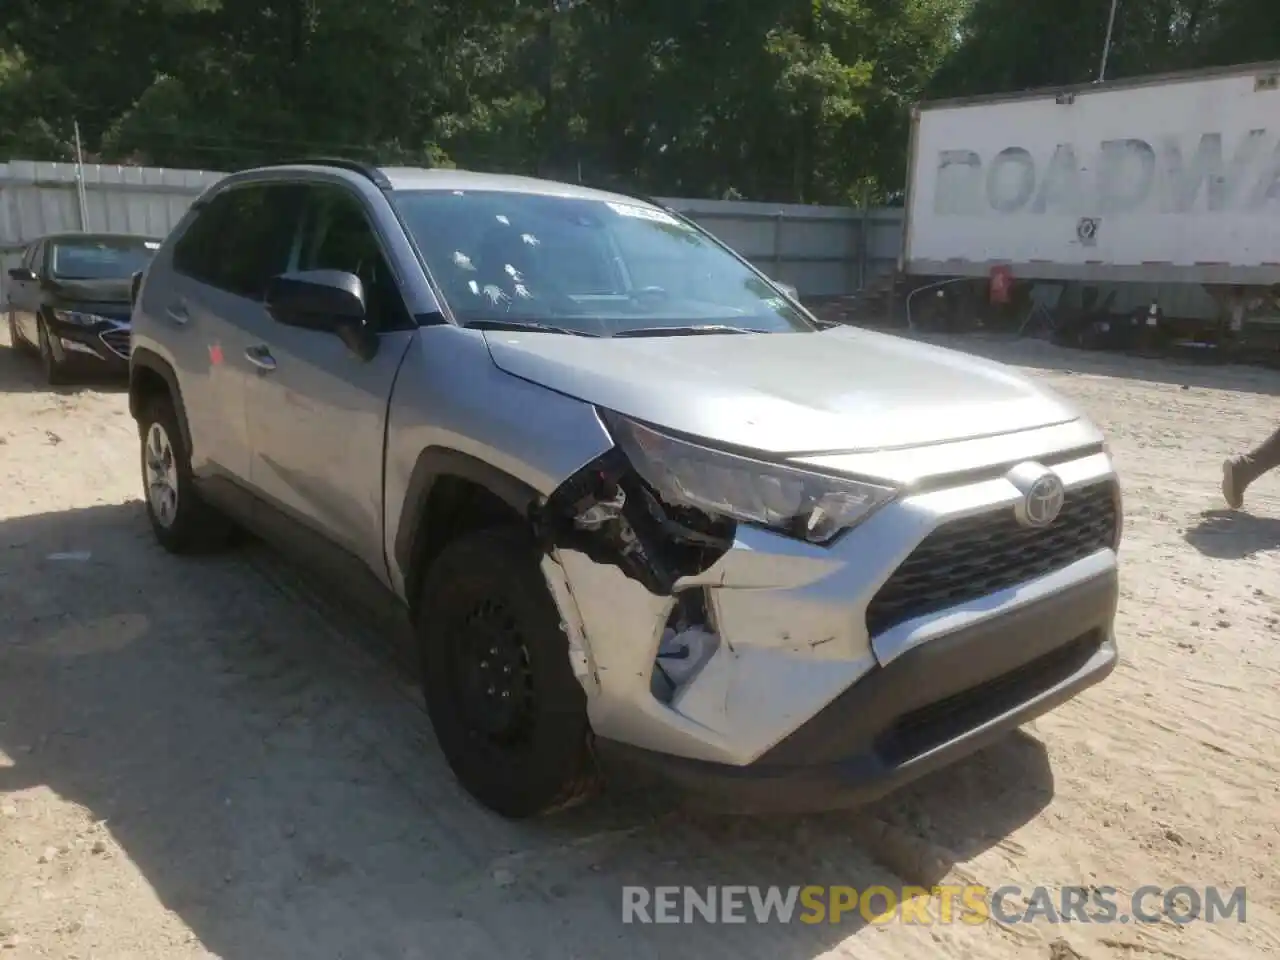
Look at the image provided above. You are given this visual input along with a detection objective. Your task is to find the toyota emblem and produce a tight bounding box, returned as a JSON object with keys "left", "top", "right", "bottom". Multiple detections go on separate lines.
{"left": 1006, "top": 462, "right": 1066, "bottom": 529}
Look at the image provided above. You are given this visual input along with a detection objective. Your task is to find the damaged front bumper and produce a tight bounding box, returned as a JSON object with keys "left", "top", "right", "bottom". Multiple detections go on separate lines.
{"left": 593, "top": 573, "right": 1116, "bottom": 814}
{"left": 534, "top": 419, "right": 1121, "bottom": 813}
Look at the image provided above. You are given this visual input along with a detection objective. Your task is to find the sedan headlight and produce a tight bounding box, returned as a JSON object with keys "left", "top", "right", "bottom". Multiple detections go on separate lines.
{"left": 52, "top": 310, "right": 111, "bottom": 327}
{"left": 602, "top": 412, "right": 896, "bottom": 544}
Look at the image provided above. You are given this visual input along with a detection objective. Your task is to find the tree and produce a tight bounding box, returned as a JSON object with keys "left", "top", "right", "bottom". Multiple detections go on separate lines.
{"left": 29, "top": 0, "right": 1280, "bottom": 204}
{"left": 928, "top": 0, "right": 1280, "bottom": 100}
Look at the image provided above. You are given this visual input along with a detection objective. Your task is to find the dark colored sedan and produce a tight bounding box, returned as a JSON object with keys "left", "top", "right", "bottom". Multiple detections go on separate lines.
{"left": 6, "top": 232, "right": 160, "bottom": 384}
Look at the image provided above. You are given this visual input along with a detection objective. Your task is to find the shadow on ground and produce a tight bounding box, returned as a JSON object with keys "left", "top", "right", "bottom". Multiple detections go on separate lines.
{"left": 0, "top": 338, "right": 128, "bottom": 395}
{"left": 1184, "top": 509, "right": 1280, "bottom": 560}
{"left": 894, "top": 331, "right": 1280, "bottom": 397}
{"left": 0, "top": 501, "right": 1056, "bottom": 959}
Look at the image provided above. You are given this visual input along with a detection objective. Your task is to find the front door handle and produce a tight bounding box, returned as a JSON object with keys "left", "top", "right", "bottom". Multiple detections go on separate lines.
{"left": 165, "top": 303, "right": 189, "bottom": 325}
{"left": 244, "top": 345, "right": 277, "bottom": 372}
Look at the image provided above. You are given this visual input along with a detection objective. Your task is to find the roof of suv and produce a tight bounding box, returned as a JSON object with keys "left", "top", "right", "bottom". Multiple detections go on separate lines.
{"left": 240, "top": 161, "right": 662, "bottom": 208}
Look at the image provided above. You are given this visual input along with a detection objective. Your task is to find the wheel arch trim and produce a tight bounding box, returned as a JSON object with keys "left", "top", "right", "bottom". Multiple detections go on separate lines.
{"left": 393, "top": 446, "right": 543, "bottom": 596}
{"left": 129, "top": 348, "right": 193, "bottom": 456}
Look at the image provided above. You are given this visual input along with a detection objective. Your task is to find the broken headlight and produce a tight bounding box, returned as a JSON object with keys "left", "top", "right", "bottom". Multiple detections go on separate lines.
{"left": 602, "top": 412, "right": 896, "bottom": 544}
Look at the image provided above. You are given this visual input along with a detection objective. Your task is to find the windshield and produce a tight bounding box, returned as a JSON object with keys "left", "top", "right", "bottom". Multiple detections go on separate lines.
{"left": 391, "top": 189, "right": 815, "bottom": 336}
{"left": 49, "top": 238, "right": 158, "bottom": 281}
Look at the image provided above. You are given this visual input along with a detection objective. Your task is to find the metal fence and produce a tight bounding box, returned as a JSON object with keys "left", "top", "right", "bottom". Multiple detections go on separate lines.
{"left": 0, "top": 160, "right": 223, "bottom": 289}
{"left": 651, "top": 197, "right": 903, "bottom": 297}
{"left": 1, "top": 158, "right": 904, "bottom": 305}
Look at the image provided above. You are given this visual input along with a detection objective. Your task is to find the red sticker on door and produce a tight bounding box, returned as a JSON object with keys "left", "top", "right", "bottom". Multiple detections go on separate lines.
{"left": 208, "top": 343, "right": 224, "bottom": 365}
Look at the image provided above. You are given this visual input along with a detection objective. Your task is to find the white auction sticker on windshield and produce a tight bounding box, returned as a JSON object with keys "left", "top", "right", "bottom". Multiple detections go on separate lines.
{"left": 145, "top": 241, "right": 160, "bottom": 249}
{"left": 606, "top": 202, "right": 684, "bottom": 226}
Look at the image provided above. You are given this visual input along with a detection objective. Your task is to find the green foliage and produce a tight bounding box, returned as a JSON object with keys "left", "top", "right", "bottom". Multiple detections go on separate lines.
{"left": 1, "top": 0, "right": 1277, "bottom": 201}
{"left": 929, "top": 0, "right": 1280, "bottom": 97}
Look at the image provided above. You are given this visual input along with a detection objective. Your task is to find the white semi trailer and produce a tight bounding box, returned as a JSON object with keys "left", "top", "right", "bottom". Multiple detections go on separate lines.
{"left": 900, "top": 61, "right": 1280, "bottom": 338}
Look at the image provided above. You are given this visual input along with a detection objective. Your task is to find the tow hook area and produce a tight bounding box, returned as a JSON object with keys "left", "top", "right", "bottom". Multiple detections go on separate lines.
{"left": 531, "top": 449, "right": 734, "bottom": 699}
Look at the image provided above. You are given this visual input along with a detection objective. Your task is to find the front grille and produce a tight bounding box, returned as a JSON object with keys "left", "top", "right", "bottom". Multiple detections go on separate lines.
{"left": 99, "top": 327, "right": 131, "bottom": 359}
{"left": 866, "top": 481, "right": 1118, "bottom": 637}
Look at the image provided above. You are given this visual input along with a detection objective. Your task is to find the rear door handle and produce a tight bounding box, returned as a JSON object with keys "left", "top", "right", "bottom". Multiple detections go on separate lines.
{"left": 244, "top": 345, "right": 277, "bottom": 372}
{"left": 165, "top": 303, "right": 189, "bottom": 325}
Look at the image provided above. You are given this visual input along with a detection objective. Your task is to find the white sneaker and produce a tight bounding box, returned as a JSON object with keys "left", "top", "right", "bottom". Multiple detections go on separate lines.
{"left": 1222, "top": 459, "right": 1244, "bottom": 510}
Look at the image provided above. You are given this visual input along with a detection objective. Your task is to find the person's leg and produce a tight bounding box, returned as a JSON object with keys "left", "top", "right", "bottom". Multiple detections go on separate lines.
{"left": 1223, "top": 425, "right": 1280, "bottom": 508}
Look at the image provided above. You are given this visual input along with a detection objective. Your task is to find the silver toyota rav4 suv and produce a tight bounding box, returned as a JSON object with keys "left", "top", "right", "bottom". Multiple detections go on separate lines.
{"left": 128, "top": 160, "right": 1122, "bottom": 819}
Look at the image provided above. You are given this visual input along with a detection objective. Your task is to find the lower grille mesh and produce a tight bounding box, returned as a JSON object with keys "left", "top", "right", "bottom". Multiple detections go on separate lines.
{"left": 876, "top": 630, "right": 1104, "bottom": 763}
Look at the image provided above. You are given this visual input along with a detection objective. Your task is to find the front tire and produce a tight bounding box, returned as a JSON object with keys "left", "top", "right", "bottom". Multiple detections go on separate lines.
{"left": 36, "top": 318, "right": 68, "bottom": 384}
{"left": 138, "top": 394, "right": 235, "bottom": 553}
{"left": 418, "top": 526, "right": 597, "bottom": 818}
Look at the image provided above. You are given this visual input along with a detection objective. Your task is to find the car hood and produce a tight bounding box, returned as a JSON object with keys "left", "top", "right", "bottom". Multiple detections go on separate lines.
{"left": 45, "top": 277, "right": 133, "bottom": 321}
{"left": 483, "top": 325, "right": 1082, "bottom": 456}
{"left": 48, "top": 277, "right": 132, "bottom": 304}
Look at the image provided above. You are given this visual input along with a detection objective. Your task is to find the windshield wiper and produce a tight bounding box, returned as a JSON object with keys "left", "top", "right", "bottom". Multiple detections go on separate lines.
{"left": 611, "top": 324, "right": 760, "bottom": 338}
{"left": 464, "top": 317, "right": 598, "bottom": 337}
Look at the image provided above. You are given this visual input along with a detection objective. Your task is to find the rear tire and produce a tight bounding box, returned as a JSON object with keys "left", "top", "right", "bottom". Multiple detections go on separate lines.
{"left": 7, "top": 312, "right": 34, "bottom": 355}
{"left": 418, "top": 526, "right": 597, "bottom": 818}
{"left": 138, "top": 393, "right": 236, "bottom": 553}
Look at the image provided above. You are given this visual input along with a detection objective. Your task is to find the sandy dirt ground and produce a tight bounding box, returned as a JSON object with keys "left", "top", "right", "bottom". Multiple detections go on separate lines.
{"left": 0, "top": 326, "right": 1277, "bottom": 960}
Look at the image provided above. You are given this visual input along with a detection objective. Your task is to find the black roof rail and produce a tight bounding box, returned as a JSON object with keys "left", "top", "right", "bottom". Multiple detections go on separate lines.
{"left": 249, "top": 156, "right": 394, "bottom": 190}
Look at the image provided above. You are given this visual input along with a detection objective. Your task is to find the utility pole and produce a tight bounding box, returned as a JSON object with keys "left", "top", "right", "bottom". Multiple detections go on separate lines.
{"left": 1097, "top": 0, "right": 1120, "bottom": 82}
{"left": 72, "top": 121, "right": 90, "bottom": 232}
{"left": 539, "top": 0, "right": 555, "bottom": 177}
{"left": 539, "top": 0, "right": 579, "bottom": 178}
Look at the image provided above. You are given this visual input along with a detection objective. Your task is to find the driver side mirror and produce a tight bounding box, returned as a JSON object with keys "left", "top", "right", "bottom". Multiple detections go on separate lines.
{"left": 7, "top": 266, "right": 37, "bottom": 283}
{"left": 774, "top": 280, "right": 798, "bottom": 300}
{"left": 130, "top": 270, "right": 144, "bottom": 307}
{"left": 265, "top": 269, "right": 378, "bottom": 361}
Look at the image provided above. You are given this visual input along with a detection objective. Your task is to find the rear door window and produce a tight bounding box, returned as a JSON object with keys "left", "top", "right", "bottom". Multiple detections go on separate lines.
{"left": 174, "top": 184, "right": 305, "bottom": 300}
{"left": 172, "top": 194, "right": 232, "bottom": 284}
